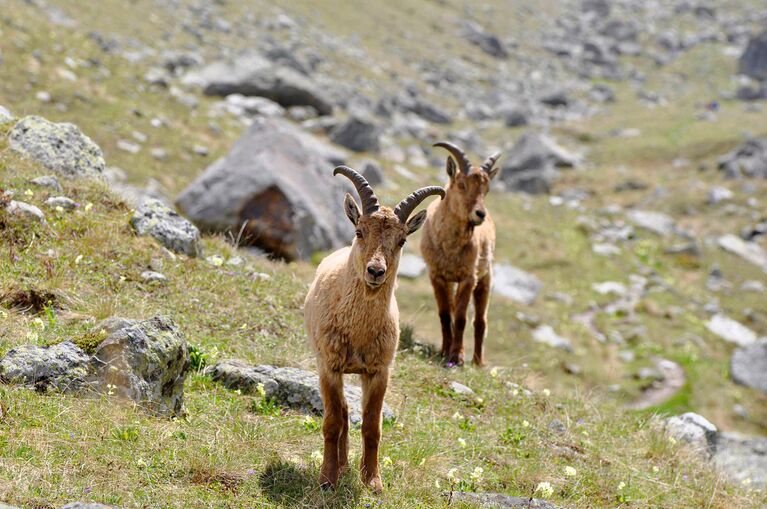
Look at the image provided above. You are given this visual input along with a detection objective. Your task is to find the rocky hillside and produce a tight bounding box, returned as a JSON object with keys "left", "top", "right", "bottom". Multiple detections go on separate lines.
{"left": 1, "top": 0, "right": 767, "bottom": 507}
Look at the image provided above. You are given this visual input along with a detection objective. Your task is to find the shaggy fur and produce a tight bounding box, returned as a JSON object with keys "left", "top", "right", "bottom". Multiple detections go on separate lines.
{"left": 305, "top": 175, "right": 442, "bottom": 492}
{"left": 420, "top": 150, "right": 501, "bottom": 366}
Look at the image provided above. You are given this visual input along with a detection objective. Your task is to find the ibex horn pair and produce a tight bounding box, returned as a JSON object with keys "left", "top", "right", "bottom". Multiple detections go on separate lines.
{"left": 333, "top": 166, "right": 445, "bottom": 223}
{"left": 433, "top": 141, "right": 501, "bottom": 175}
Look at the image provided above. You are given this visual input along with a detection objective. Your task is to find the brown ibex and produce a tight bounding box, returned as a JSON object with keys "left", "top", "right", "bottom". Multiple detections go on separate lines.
{"left": 420, "top": 142, "right": 501, "bottom": 366}
{"left": 304, "top": 165, "right": 444, "bottom": 492}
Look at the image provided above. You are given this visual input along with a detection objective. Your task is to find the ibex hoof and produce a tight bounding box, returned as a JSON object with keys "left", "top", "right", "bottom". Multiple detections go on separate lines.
{"left": 365, "top": 476, "right": 383, "bottom": 494}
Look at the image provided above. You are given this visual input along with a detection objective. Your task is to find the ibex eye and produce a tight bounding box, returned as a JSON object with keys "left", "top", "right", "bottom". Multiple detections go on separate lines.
{"left": 457, "top": 182, "right": 466, "bottom": 191}
{"left": 355, "top": 230, "right": 363, "bottom": 239}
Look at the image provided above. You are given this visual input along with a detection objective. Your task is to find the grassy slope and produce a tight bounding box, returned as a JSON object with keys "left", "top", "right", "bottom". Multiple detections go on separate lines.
{"left": 0, "top": 0, "right": 766, "bottom": 507}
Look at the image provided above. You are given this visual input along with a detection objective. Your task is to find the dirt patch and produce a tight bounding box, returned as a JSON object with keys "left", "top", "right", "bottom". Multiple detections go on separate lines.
{"left": 0, "top": 285, "right": 58, "bottom": 314}
{"left": 190, "top": 468, "right": 244, "bottom": 494}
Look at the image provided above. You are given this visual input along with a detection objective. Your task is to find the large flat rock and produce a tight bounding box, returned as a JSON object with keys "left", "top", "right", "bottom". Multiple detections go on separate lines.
{"left": 206, "top": 360, "right": 395, "bottom": 425}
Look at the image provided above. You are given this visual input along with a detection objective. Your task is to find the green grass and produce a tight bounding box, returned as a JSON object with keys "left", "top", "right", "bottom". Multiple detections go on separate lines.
{"left": 1, "top": 0, "right": 767, "bottom": 506}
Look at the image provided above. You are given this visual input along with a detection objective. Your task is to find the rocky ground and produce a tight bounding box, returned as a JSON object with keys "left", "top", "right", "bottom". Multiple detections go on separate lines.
{"left": 1, "top": 0, "right": 767, "bottom": 507}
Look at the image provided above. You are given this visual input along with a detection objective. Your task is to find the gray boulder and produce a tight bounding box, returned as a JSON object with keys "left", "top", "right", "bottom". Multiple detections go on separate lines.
{"left": 176, "top": 117, "right": 350, "bottom": 261}
{"left": 717, "top": 138, "right": 767, "bottom": 179}
{"left": 205, "top": 360, "right": 395, "bottom": 425}
{"left": 492, "top": 263, "right": 542, "bottom": 304}
{"left": 665, "top": 412, "right": 717, "bottom": 452}
{"left": 0, "top": 341, "right": 90, "bottom": 392}
{"left": 499, "top": 132, "right": 579, "bottom": 194}
{"left": 329, "top": 114, "right": 380, "bottom": 153}
{"left": 0, "top": 504, "right": 21, "bottom": 509}
{"left": 503, "top": 106, "right": 530, "bottom": 127}
{"left": 360, "top": 159, "right": 385, "bottom": 186}
{"left": 182, "top": 53, "right": 333, "bottom": 115}
{"left": 738, "top": 30, "right": 767, "bottom": 81}
{"left": 9, "top": 116, "right": 105, "bottom": 178}
{"left": 713, "top": 433, "right": 767, "bottom": 487}
{"left": 446, "top": 492, "right": 561, "bottom": 509}
{"left": 731, "top": 339, "right": 767, "bottom": 395}
{"left": 90, "top": 316, "right": 190, "bottom": 417}
{"left": 130, "top": 199, "right": 201, "bottom": 257}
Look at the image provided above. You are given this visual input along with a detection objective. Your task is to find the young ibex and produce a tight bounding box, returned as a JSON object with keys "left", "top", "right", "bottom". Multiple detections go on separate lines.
{"left": 420, "top": 142, "right": 501, "bottom": 367}
{"left": 304, "top": 166, "right": 444, "bottom": 492}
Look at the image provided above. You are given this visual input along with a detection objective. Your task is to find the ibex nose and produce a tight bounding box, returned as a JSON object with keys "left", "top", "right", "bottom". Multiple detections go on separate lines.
{"left": 367, "top": 265, "right": 386, "bottom": 278}
{"left": 475, "top": 209, "right": 486, "bottom": 220}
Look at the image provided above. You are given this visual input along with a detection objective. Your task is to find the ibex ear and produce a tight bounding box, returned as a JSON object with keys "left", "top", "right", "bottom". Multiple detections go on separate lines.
{"left": 343, "top": 193, "right": 361, "bottom": 226}
{"left": 405, "top": 209, "right": 428, "bottom": 235}
{"left": 446, "top": 157, "right": 457, "bottom": 179}
{"left": 487, "top": 165, "right": 501, "bottom": 180}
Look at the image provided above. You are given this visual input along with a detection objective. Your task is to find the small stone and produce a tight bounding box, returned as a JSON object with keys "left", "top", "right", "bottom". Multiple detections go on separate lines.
{"left": 618, "top": 350, "right": 636, "bottom": 363}
{"left": 398, "top": 254, "right": 426, "bottom": 279}
{"left": 192, "top": 145, "right": 209, "bottom": 156}
{"left": 493, "top": 264, "right": 542, "bottom": 304}
{"left": 29, "top": 175, "right": 63, "bottom": 192}
{"left": 140, "top": 270, "right": 167, "bottom": 283}
{"left": 225, "top": 256, "right": 244, "bottom": 267}
{"left": 731, "top": 339, "right": 767, "bottom": 395}
{"left": 150, "top": 147, "right": 168, "bottom": 160}
{"left": 548, "top": 419, "right": 567, "bottom": 434}
{"left": 532, "top": 325, "right": 573, "bottom": 352}
{"left": 449, "top": 381, "right": 475, "bottom": 397}
{"left": 445, "top": 492, "right": 561, "bottom": 509}
{"left": 626, "top": 209, "right": 676, "bottom": 236}
{"left": 130, "top": 199, "right": 201, "bottom": 257}
{"left": 665, "top": 412, "right": 717, "bottom": 452}
{"left": 0, "top": 104, "right": 13, "bottom": 123}
{"left": 708, "top": 186, "right": 733, "bottom": 205}
{"left": 6, "top": 198, "right": 46, "bottom": 225}
{"left": 706, "top": 314, "right": 757, "bottom": 347}
{"left": 592, "top": 281, "right": 627, "bottom": 296}
{"left": 741, "top": 280, "right": 765, "bottom": 292}
{"left": 44, "top": 196, "right": 77, "bottom": 211}
{"left": 117, "top": 139, "right": 141, "bottom": 154}
{"left": 592, "top": 243, "right": 621, "bottom": 256}
{"left": 562, "top": 362, "right": 582, "bottom": 375}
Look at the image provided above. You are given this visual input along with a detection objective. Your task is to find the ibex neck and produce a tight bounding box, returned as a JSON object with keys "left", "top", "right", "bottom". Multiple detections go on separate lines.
{"left": 435, "top": 197, "right": 475, "bottom": 244}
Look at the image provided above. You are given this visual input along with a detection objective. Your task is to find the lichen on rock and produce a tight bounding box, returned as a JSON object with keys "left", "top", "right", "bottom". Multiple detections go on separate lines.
{"left": 9, "top": 116, "right": 105, "bottom": 179}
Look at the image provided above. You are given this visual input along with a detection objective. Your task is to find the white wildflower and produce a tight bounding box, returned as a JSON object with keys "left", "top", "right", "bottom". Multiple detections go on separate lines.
{"left": 535, "top": 481, "right": 554, "bottom": 497}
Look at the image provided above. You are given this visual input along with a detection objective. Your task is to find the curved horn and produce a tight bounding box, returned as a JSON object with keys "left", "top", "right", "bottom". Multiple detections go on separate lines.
{"left": 481, "top": 152, "right": 501, "bottom": 173}
{"left": 394, "top": 186, "right": 446, "bottom": 223}
{"left": 333, "top": 165, "right": 379, "bottom": 215}
{"left": 433, "top": 141, "right": 471, "bottom": 174}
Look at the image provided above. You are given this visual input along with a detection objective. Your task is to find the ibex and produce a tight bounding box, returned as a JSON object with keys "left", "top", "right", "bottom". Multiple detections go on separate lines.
{"left": 304, "top": 165, "right": 444, "bottom": 492}
{"left": 420, "top": 142, "right": 501, "bottom": 366}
